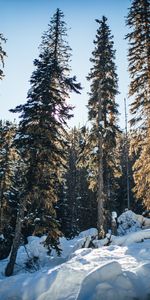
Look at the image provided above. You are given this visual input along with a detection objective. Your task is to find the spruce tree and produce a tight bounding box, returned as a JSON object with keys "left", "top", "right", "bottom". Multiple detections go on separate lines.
{"left": 6, "top": 9, "right": 81, "bottom": 276}
{"left": 126, "top": 0, "right": 150, "bottom": 208}
{"left": 57, "top": 127, "right": 97, "bottom": 238}
{"left": 130, "top": 127, "right": 150, "bottom": 210}
{"left": 116, "top": 132, "right": 136, "bottom": 214}
{"left": 0, "top": 121, "right": 19, "bottom": 259}
{"left": 126, "top": 0, "right": 150, "bottom": 127}
{"left": 76, "top": 127, "right": 97, "bottom": 232}
{"left": 133, "top": 127, "right": 150, "bottom": 209}
{"left": 0, "top": 33, "right": 6, "bottom": 80}
{"left": 87, "top": 16, "right": 119, "bottom": 236}
{"left": 57, "top": 128, "right": 80, "bottom": 238}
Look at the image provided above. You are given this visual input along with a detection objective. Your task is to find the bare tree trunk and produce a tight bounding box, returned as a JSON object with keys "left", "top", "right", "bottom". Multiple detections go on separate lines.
{"left": 97, "top": 83, "right": 105, "bottom": 238}
{"left": 5, "top": 198, "right": 25, "bottom": 276}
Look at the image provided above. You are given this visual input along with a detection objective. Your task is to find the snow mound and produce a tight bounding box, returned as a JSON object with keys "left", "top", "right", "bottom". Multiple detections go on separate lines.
{"left": 117, "top": 210, "right": 150, "bottom": 236}
{"left": 93, "top": 228, "right": 150, "bottom": 248}
{"left": 117, "top": 210, "right": 142, "bottom": 235}
{"left": 78, "top": 228, "right": 98, "bottom": 239}
{"left": 1, "top": 212, "right": 150, "bottom": 300}
{"left": 52, "top": 227, "right": 98, "bottom": 259}
{"left": 112, "top": 229, "right": 150, "bottom": 246}
{"left": 77, "top": 261, "right": 138, "bottom": 300}
{"left": 1, "top": 245, "right": 150, "bottom": 300}
{"left": 15, "top": 235, "right": 49, "bottom": 271}
{"left": 1, "top": 228, "right": 98, "bottom": 276}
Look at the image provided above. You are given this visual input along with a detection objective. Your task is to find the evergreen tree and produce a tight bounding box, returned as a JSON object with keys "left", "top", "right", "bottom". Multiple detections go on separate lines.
{"left": 57, "top": 128, "right": 80, "bottom": 238}
{"left": 116, "top": 132, "right": 136, "bottom": 214}
{"left": 130, "top": 127, "right": 150, "bottom": 210}
{"left": 57, "top": 127, "right": 97, "bottom": 238}
{"left": 0, "top": 121, "right": 18, "bottom": 259}
{"left": 77, "top": 127, "right": 97, "bottom": 232}
{"left": 126, "top": 0, "right": 150, "bottom": 127}
{"left": 0, "top": 33, "right": 6, "bottom": 80}
{"left": 126, "top": 0, "right": 150, "bottom": 208}
{"left": 86, "top": 16, "right": 119, "bottom": 236}
{"left": 133, "top": 127, "right": 150, "bottom": 209}
{"left": 6, "top": 9, "right": 81, "bottom": 276}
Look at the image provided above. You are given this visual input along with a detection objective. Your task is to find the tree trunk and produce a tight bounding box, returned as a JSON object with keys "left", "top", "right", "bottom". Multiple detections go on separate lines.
{"left": 5, "top": 198, "right": 25, "bottom": 276}
{"left": 97, "top": 83, "right": 105, "bottom": 238}
{"left": 0, "top": 179, "right": 5, "bottom": 234}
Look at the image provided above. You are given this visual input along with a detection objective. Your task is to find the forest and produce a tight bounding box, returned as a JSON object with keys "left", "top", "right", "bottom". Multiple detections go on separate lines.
{"left": 0, "top": 0, "right": 150, "bottom": 279}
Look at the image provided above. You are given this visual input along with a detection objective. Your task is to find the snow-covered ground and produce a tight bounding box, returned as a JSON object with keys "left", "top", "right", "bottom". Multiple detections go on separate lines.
{"left": 0, "top": 211, "right": 150, "bottom": 300}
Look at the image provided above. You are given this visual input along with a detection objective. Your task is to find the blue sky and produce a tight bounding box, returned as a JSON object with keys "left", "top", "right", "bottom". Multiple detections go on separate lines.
{"left": 0, "top": 0, "right": 131, "bottom": 129}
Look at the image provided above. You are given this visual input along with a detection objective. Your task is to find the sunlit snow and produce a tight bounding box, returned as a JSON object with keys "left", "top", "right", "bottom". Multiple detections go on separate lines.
{"left": 0, "top": 211, "right": 150, "bottom": 300}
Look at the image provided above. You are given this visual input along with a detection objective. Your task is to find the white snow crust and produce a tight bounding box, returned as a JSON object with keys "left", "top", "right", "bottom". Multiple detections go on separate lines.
{"left": 0, "top": 212, "right": 150, "bottom": 299}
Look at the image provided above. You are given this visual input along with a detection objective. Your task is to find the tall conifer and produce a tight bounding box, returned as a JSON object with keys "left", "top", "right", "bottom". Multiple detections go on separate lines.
{"left": 6, "top": 9, "right": 81, "bottom": 276}
{"left": 126, "top": 0, "right": 150, "bottom": 207}
{"left": 87, "top": 16, "right": 119, "bottom": 236}
{"left": 126, "top": 0, "right": 150, "bottom": 127}
{"left": 0, "top": 121, "right": 18, "bottom": 259}
{"left": 57, "top": 127, "right": 97, "bottom": 238}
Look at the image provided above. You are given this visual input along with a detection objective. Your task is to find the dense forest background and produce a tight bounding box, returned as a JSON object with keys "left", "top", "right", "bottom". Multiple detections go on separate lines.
{"left": 0, "top": 0, "right": 150, "bottom": 276}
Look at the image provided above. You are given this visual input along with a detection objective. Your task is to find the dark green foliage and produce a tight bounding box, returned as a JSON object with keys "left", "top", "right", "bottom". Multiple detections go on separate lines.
{"left": 86, "top": 16, "right": 120, "bottom": 233}
{"left": 57, "top": 127, "right": 97, "bottom": 238}
{"left": 126, "top": 0, "right": 150, "bottom": 127}
{"left": 0, "top": 120, "right": 19, "bottom": 259}
{"left": 57, "top": 128, "right": 80, "bottom": 238}
{"left": 126, "top": 0, "right": 150, "bottom": 209}
{"left": 116, "top": 132, "right": 137, "bottom": 214}
{"left": 130, "top": 127, "right": 150, "bottom": 210}
{"left": 10, "top": 9, "right": 81, "bottom": 253}
{"left": 0, "top": 33, "right": 6, "bottom": 80}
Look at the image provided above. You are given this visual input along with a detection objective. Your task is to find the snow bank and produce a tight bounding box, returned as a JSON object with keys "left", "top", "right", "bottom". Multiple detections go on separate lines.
{"left": 1, "top": 243, "right": 150, "bottom": 300}
{"left": 52, "top": 227, "right": 98, "bottom": 259}
{"left": 16, "top": 236, "right": 48, "bottom": 267}
{"left": 77, "top": 261, "right": 138, "bottom": 300}
{"left": 1, "top": 212, "right": 150, "bottom": 299}
{"left": 94, "top": 228, "right": 150, "bottom": 247}
{"left": 117, "top": 210, "right": 142, "bottom": 235}
{"left": 0, "top": 228, "right": 98, "bottom": 277}
{"left": 117, "top": 210, "right": 150, "bottom": 235}
{"left": 112, "top": 229, "right": 150, "bottom": 246}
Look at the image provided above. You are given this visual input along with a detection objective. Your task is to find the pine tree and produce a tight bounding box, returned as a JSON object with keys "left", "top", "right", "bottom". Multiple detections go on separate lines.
{"left": 87, "top": 16, "right": 119, "bottom": 236}
{"left": 0, "top": 121, "right": 19, "bottom": 259}
{"left": 57, "top": 127, "right": 97, "bottom": 238}
{"left": 0, "top": 33, "right": 6, "bottom": 80}
{"left": 57, "top": 128, "right": 80, "bottom": 238}
{"left": 126, "top": 0, "right": 150, "bottom": 127}
{"left": 116, "top": 132, "right": 136, "bottom": 214}
{"left": 6, "top": 9, "right": 81, "bottom": 276}
{"left": 126, "top": 0, "right": 150, "bottom": 208}
{"left": 76, "top": 127, "right": 97, "bottom": 232}
{"left": 130, "top": 127, "right": 150, "bottom": 210}
{"left": 133, "top": 127, "right": 150, "bottom": 209}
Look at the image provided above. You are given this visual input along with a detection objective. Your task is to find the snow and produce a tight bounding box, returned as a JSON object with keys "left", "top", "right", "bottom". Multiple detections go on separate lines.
{"left": 117, "top": 210, "right": 142, "bottom": 235}
{"left": 92, "top": 147, "right": 98, "bottom": 154}
{"left": 77, "top": 261, "right": 138, "bottom": 300}
{"left": 0, "top": 234, "right": 4, "bottom": 241}
{"left": 111, "top": 211, "right": 117, "bottom": 221}
{"left": 117, "top": 210, "right": 150, "bottom": 235}
{"left": 52, "top": 228, "right": 98, "bottom": 259}
{"left": 0, "top": 212, "right": 150, "bottom": 299}
{"left": 93, "top": 228, "right": 150, "bottom": 247}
